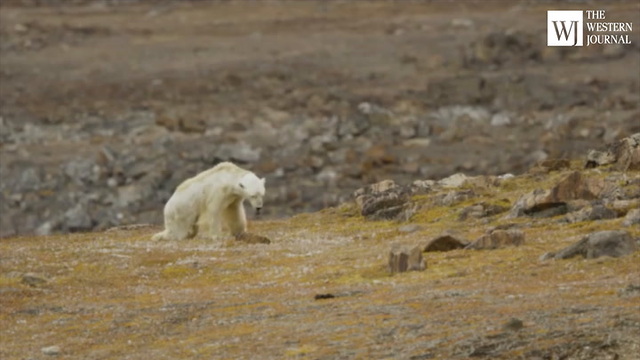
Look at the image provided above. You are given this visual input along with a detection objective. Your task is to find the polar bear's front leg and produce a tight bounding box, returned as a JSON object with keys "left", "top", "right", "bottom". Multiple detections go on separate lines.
{"left": 223, "top": 200, "right": 248, "bottom": 237}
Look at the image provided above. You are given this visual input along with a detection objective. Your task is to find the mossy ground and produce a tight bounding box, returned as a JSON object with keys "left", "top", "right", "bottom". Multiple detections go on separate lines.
{"left": 1, "top": 170, "right": 639, "bottom": 359}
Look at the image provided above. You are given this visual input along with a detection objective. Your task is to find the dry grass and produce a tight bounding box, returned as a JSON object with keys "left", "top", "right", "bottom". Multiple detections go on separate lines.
{"left": 1, "top": 170, "right": 640, "bottom": 360}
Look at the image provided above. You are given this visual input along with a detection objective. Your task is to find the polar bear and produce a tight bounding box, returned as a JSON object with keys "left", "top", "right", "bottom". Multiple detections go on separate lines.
{"left": 152, "top": 162, "right": 265, "bottom": 241}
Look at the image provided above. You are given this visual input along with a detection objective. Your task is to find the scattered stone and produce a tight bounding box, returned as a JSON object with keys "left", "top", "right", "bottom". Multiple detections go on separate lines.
{"left": 564, "top": 204, "right": 617, "bottom": 223}
{"left": 490, "top": 112, "right": 511, "bottom": 127}
{"left": 466, "top": 229, "right": 525, "bottom": 250}
{"left": 389, "top": 244, "right": 426, "bottom": 273}
{"left": 502, "top": 318, "right": 524, "bottom": 332}
{"left": 41, "top": 345, "right": 61, "bottom": 356}
{"left": 64, "top": 202, "right": 94, "bottom": 231}
{"left": 438, "top": 173, "right": 468, "bottom": 188}
{"left": 353, "top": 179, "right": 398, "bottom": 208}
{"left": 398, "top": 224, "right": 423, "bottom": 233}
{"left": 362, "top": 191, "right": 411, "bottom": 220}
{"left": 552, "top": 230, "right": 637, "bottom": 260}
{"left": 585, "top": 149, "right": 615, "bottom": 168}
{"left": 539, "top": 252, "right": 555, "bottom": 261}
{"left": 410, "top": 179, "right": 436, "bottom": 194}
{"left": 622, "top": 208, "right": 640, "bottom": 227}
{"left": 235, "top": 232, "right": 271, "bottom": 244}
{"left": 438, "top": 189, "right": 475, "bottom": 206}
{"left": 424, "top": 235, "right": 468, "bottom": 252}
{"left": 21, "top": 273, "right": 48, "bottom": 287}
{"left": 618, "top": 284, "right": 640, "bottom": 297}
{"left": 458, "top": 202, "right": 509, "bottom": 220}
{"left": 612, "top": 132, "right": 640, "bottom": 171}
{"left": 314, "top": 293, "right": 336, "bottom": 300}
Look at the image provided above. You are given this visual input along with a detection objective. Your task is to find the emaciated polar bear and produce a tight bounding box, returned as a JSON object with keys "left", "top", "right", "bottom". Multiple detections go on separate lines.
{"left": 152, "top": 162, "right": 265, "bottom": 241}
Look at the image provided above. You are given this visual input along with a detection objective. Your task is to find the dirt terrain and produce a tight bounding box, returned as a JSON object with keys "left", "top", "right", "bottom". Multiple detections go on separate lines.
{"left": 1, "top": 1, "right": 639, "bottom": 236}
{"left": 1, "top": 164, "right": 639, "bottom": 359}
{"left": 0, "top": 2, "right": 639, "bottom": 359}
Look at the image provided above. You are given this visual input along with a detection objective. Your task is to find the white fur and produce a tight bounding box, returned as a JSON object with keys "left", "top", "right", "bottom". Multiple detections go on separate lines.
{"left": 152, "top": 162, "right": 265, "bottom": 241}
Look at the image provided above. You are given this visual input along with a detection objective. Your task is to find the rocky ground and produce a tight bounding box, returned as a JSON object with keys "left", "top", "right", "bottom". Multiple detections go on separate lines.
{"left": 1, "top": 1, "right": 639, "bottom": 237}
{"left": 1, "top": 151, "right": 639, "bottom": 359}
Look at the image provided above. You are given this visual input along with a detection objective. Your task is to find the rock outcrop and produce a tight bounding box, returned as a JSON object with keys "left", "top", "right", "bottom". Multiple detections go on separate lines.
{"left": 547, "top": 231, "right": 637, "bottom": 260}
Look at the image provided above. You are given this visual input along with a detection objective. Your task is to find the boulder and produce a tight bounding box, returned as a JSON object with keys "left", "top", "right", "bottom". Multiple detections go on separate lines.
{"left": 564, "top": 204, "right": 617, "bottom": 223}
{"left": 438, "top": 173, "right": 468, "bottom": 188}
{"left": 623, "top": 208, "right": 640, "bottom": 227}
{"left": 509, "top": 171, "right": 608, "bottom": 218}
{"left": 424, "top": 235, "right": 469, "bottom": 252}
{"left": 354, "top": 180, "right": 415, "bottom": 221}
{"left": 585, "top": 133, "right": 640, "bottom": 170}
{"left": 552, "top": 230, "right": 637, "bottom": 259}
{"left": 466, "top": 229, "right": 525, "bottom": 250}
{"left": 388, "top": 244, "right": 426, "bottom": 273}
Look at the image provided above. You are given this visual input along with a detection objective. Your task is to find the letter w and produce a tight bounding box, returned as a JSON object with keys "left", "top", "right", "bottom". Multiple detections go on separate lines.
{"left": 552, "top": 20, "right": 578, "bottom": 46}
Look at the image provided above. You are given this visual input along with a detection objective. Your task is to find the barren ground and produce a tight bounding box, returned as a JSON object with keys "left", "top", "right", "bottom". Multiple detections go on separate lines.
{"left": 1, "top": 1, "right": 639, "bottom": 235}
{"left": 2, "top": 167, "right": 640, "bottom": 359}
{"left": 1, "top": 1, "right": 640, "bottom": 359}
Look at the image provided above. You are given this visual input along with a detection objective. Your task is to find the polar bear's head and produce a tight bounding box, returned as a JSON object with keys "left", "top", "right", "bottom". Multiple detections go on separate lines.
{"left": 237, "top": 173, "right": 266, "bottom": 213}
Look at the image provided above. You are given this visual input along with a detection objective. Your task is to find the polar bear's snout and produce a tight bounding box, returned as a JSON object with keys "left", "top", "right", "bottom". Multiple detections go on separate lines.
{"left": 249, "top": 197, "right": 263, "bottom": 212}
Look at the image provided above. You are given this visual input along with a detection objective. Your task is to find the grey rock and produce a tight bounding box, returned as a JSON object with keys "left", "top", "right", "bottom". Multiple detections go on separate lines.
{"left": 458, "top": 202, "right": 509, "bottom": 220}
{"left": 438, "top": 173, "right": 468, "bottom": 188}
{"left": 439, "top": 189, "right": 475, "bottom": 206}
{"left": 553, "top": 230, "right": 637, "bottom": 259}
{"left": 502, "top": 318, "right": 524, "bottom": 332}
{"left": 337, "top": 115, "right": 370, "bottom": 138}
{"left": 21, "top": 273, "right": 48, "bottom": 287}
{"left": 389, "top": 244, "right": 425, "bottom": 274}
{"left": 466, "top": 229, "right": 525, "bottom": 250}
{"left": 63, "top": 158, "right": 100, "bottom": 186}
{"left": 565, "top": 204, "right": 617, "bottom": 223}
{"left": 64, "top": 202, "right": 93, "bottom": 231}
{"left": 509, "top": 171, "right": 608, "bottom": 218}
{"left": 490, "top": 112, "right": 511, "bottom": 127}
{"left": 623, "top": 208, "right": 640, "bottom": 227}
{"left": 41, "top": 345, "right": 61, "bottom": 356}
{"left": 585, "top": 133, "right": 640, "bottom": 170}
{"left": 361, "top": 191, "right": 410, "bottom": 220}
{"left": 585, "top": 149, "right": 615, "bottom": 168}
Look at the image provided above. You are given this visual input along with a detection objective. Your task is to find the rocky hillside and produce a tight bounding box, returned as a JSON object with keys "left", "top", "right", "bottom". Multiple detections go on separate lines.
{"left": 1, "top": 138, "right": 639, "bottom": 359}
{"left": 1, "top": 1, "right": 639, "bottom": 237}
